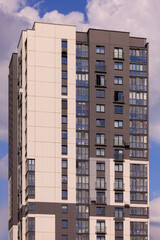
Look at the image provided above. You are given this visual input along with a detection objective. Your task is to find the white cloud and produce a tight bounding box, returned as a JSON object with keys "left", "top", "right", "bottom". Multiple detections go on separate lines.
{"left": 0, "top": 154, "right": 8, "bottom": 179}
{"left": 0, "top": 0, "right": 26, "bottom": 14}
{"left": 0, "top": 204, "right": 8, "bottom": 239}
{"left": 150, "top": 197, "right": 160, "bottom": 239}
{"left": 150, "top": 123, "right": 160, "bottom": 144}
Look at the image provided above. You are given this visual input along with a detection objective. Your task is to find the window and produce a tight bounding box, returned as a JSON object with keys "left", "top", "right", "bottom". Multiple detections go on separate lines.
{"left": 96, "top": 134, "right": 105, "bottom": 145}
{"left": 76, "top": 87, "right": 88, "bottom": 101}
{"left": 76, "top": 59, "right": 88, "bottom": 72}
{"left": 114, "top": 135, "right": 123, "bottom": 146}
{"left": 96, "top": 148, "right": 105, "bottom": 156}
{"left": 77, "top": 161, "right": 88, "bottom": 175}
{"left": 130, "top": 192, "right": 147, "bottom": 201}
{"left": 130, "top": 164, "right": 147, "bottom": 178}
{"left": 96, "top": 104, "right": 105, "bottom": 112}
{"left": 114, "top": 48, "right": 123, "bottom": 59}
{"left": 62, "top": 130, "right": 67, "bottom": 139}
{"left": 62, "top": 175, "right": 67, "bottom": 184}
{"left": 76, "top": 176, "right": 89, "bottom": 189}
{"left": 62, "top": 205, "right": 68, "bottom": 213}
{"left": 114, "top": 106, "right": 123, "bottom": 114}
{"left": 129, "top": 92, "right": 147, "bottom": 106}
{"left": 62, "top": 220, "right": 68, "bottom": 228}
{"left": 96, "top": 90, "right": 105, "bottom": 98}
{"left": 97, "top": 237, "right": 105, "bottom": 240}
{"left": 114, "top": 91, "right": 123, "bottom": 102}
{"left": 115, "top": 192, "right": 123, "bottom": 202}
{"left": 76, "top": 117, "right": 88, "bottom": 131}
{"left": 62, "top": 190, "right": 67, "bottom": 199}
{"left": 62, "top": 41, "right": 67, "bottom": 49}
{"left": 114, "top": 76, "right": 123, "bottom": 85}
{"left": 96, "top": 60, "right": 105, "bottom": 72}
{"left": 97, "top": 221, "right": 105, "bottom": 233}
{"left": 130, "top": 120, "right": 147, "bottom": 135}
{"left": 96, "top": 46, "right": 105, "bottom": 54}
{"left": 76, "top": 190, "right": 89, "bottom": 204}
{"left": 130, "top": 77, "right": 147, "bottom": 91}
{"left": 96, "top": 192, "right": 105, "bottom": 203}
{"left": 96, "top": 162, "right": 105, "bottom": 171}
{"left": 130, "top": 106, "right": 147, "bottom": 120}
{"left": 76, "top": 73, "right": 88, "bottom": 87}
{"left": 96, "top": 177, "right": 105, "bottom": 189}
{"left": 62, "top": 100, "right": 67, "bottom": 109}
{"left": 130, "top": 222, "right": 148, "bottom": 236}
{"left": 96, "top": 75, "right": 105, "bottom": 86}
{"left": 76, "top": 146, "right": 88, "bottom": 160}
{"left": 62, "top": 53, "right": 67, "bottom": 64}
{"left": 76, "top": 44, "right": 88, "bottom": 57}
{"left": 96, "top": 207, "right": 105, "bottom": 215}
{"left": 115, "top": 222, "right": 123, "bottom": 231}
{"left": 115, "top": 208, "right": 123, "bottom": 219}
{"left": 130, "top": 135, "right": 147, "bottom": 149}
{"left": 28, "top": 203, "right": 35, "bottom": 211}
{"left": 27, "top": 159, "right": 35, "bottom": 171}
{"left": 115, "top": 178, "right": 123, "bottom": 190}
{"left": 76, "top": 220, "right": 89, "bottom": 233}
{"left": 62, "top": 115, "right": 67, "bottom": 124}
{"left": 62, "top": 159, "right": 67, "bottom": 169}
{"left": 62, "top": 145, "right": 67, "bottom": 155}
{"left": 114, "top": 62, "right": 123, "bottom": 70}
{"left": 115, "top": 238, "right": 123, "bottom": 240}
{"left": 27, "top": 172, "right": 35, "bottom": 186}
{"left": 115, "top": 149, "right": 123, "bottom": 161}
{"left": 130, "top": 149, "right": 147, "bottom": 158}
{"left": 76, "top": 132, "right": 88, "bottom": 145}
{"left": 76, "top": 205, "right": 89, "bottom": 218}
{"left": 115, "top": 164, "right": 123, "bottom": 172}
{"left": 62, "top": 71, "right": 67, "bottom": 79}
{"left": 26, "top": 217, "right": 35, "bottom": 232}
{"left": 62, "top": 235, "right": 68, "bottom": 240}
{"left": 76, "top": 102, "right": 89, "bottom": 116}
{"left": 62, "top": 86, "right": 67, "bottom": 95}
{"left": 130, "top": 207, "right": 147, "bottom": 216}
{"left": 130, "top": 178, "right": 147, "bottom": 192}
{"left": 96, "top": 119, "right": 105, "bottom": 127}
{"left": 114, "top": 120, "right": 123, "bottom": 128}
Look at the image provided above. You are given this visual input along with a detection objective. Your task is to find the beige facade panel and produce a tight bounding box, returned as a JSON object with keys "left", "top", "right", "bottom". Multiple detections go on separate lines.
{"left": 8, "top": 226, "right": 18, "bottom": 240}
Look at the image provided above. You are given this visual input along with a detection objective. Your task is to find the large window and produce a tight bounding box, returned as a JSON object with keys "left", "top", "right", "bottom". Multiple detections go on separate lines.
{"left": 76, "top": 102, "right": 88, "bottom": 116}
{"left": 130, "top": 164, "right": 147, "bottom": 178}
{"left": 130, "top": 207, "right": 147, "bottom": 216}
{"left": 96, "top": 60, "right": 105, "bottom": 72}
{"left": 76, "top": 117, "right": 88, "bottom": 131}
{"left": 62, "top": 53, "right": 67, "bottom": 64}
{"left": 76, "top": 132, "right": 88, "bottom": 145}
{"left": 96, "top": 192, "right": 105, "bottom": 203}
{"left": 114, "top": 120, "right": 123, "bottom": 128}
{"left": 130, "top": 135, "right": 147, "bottom": 149}
{"left": 115, "top": 164, "right": 123, "bottom": 172}
{"left": 96, "top": 148, "right": 105, "bottom": 156}
{"left": 115, "top": 105, "right": 123, "bottom": 114}
{"left": 129, "top": 92, "right": 147, "bottom": 105}
{"left": 96, "top": 75, "right": 105, "bottom": 86}
{"left": 62, "top": 41, "right": 67, "bottom": 50}
{"left": 129, "top": 49, "right": 147, "bottom": 63}
{"left": 130, "top": 120, "right": 147, "bottom": 135}
{"left": 76, "top": 87, "right": 88, "bottom": 101}
{"left": 114, "top": 62, "right": 123, "bottom": 70}
{"left": 76, "top": 44, "right": 88, "bottom": 57}
{"left": 114, "top": 48, "right": 123, "bottom": 59}
{"left": 130, "top": 192, "right": 147, "bottom": 201}
{"left": 96, "top": 46, "right": 105, "bottom": 54}
{"left": 96, "top": 90, "right": 105, "bottom": 98}
{"left": 27, "top": 159, "right": 35, "bottom": 171}
{"left": 130, "top": 222, "right": 148, "bottom": 236}
{"left": 114, "top": 91, "right": 123, "bottom": 102}
{"left": 62, "top": 159, "right": 67, "bottom": 169}
{"left": 130, "top": 77, "right": 147, "bottom": 91}
{"left": 96, "top": 104, "right": 105, "bottom": 112}
{"left": 76, "top": 73, "right": 88, "bottom": 87}
{"left": 115, "top": 208, "right": 123, "bottom": 219}
{"left": 114, "top": 76, "right": 123, "bottom": 85}
{"left": 76, "top": 59, "right": 88, "bottom": 72}
{"left": 76, "top": 147, "right": 88, "bottom": 160}
{"left": 96, "top": 119, "right": 105, "bottom": 127}
{"left": 97, "top": 221, "right": 105, "bottom": 233}
{"left": 114, "top": 135, "right": 123, "bottom": 146}
{"left": 130, "top": 178, "right": 147, "bottom": 192}
{"left": 96, "top": 134, "right": 105, "bottom": 145}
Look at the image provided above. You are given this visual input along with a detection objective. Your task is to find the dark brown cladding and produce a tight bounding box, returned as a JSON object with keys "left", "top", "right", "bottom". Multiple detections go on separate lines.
{"left": 8, "top": 53, "right": 18, "bottom": 228}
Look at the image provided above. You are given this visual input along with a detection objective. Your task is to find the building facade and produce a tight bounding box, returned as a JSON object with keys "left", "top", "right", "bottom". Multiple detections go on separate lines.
{"left": 8, "top": 22, "right": 149, "bottom": 240}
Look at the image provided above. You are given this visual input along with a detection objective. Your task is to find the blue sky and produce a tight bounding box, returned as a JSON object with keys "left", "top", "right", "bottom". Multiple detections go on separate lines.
{"left": 0, "top": 0, "right": 160, "bottom": 239}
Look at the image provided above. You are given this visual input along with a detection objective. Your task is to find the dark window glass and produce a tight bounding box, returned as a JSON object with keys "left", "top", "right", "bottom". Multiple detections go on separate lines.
{"left": 62, "top": 190, "right": 67, "bottom": 199}
{"left": 114, "top": 120, "right": 123, "bottom": 128}
{"left": 62, "top": 100, "right": 67, "bottom": 109}
{"left": 114, "top": 91, "right": 123, "bottom": 102}
{"left": 62, "top": 220, "right": 68, "bottom": 228}
{"left": 114, "top": 76, "right": 123, "bottom": 84}
{"left": 96, "top": 163, "right": 105, "bottom": 171}
{"left": 62, "top": 205, "right": 68, "bottom": 213}
{"left": 96, "top": 207, "right": 105, "bottom": 215}
{"left": 62, "top": 86, "right": 67, "bottom": 95}
{"left": 62, "top": 235, "right": 68, "bottom": 240}
{"left": 62, "top": 159, "right": 67, "bottom": 169}
{"left": 96, "top": 119, "right": 105, "bottom": 127}
{"left": 114, "top": 62, "right": 123, "bottom": 70}
{"left": 96, "top": 46, "right": 105, "bottom": 54}
{"left": 62, "top": 175, "right": 67, "bottom": 184}
{"left": 62, "top": 71, "right": 67, "bottom": 79}
{"left": 96, "top": 90, "right": 105, "bottom": 98}
{"left": 62, "top": 41, "right": 67, "bottom": 49}
{"left": 62, "top": 145, "right": 67, "bottom": 154}
{"left": 62, "top": 115, "right": 67, "bottom": 123}
{"left": 62, "top": 52, "right": 67, "bottom": 64}
{"left": 96, "top": 75, "right": 105, "bottom": 86}
{"left": 115, "top": 105, "right": 123, "bottom": 114}
{"left": 62, "top": 130, "right": 67, "bottom": 139}
{"left": 96, "top": 60, "right": 105, "bottom": 71}
{"left": 115, "top": 222, "right": 123, "bottom": 231}
{"left": 115, "top": 192, "right": 123, "bottom": 202}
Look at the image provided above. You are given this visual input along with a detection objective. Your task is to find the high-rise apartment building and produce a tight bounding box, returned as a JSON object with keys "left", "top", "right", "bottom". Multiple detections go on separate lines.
{"left": 8, "top": 22, "right": 149, "bottom": 240}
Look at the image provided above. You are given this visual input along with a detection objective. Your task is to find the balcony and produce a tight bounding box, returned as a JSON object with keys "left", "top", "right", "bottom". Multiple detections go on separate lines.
{"left": 95, "top": 182, "right": 107, "bottom": 190}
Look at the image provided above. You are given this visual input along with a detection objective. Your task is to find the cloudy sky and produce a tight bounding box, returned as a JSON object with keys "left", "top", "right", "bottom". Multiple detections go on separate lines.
{"left": 0, "top": 0, "right": 160, "bottom": 239}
